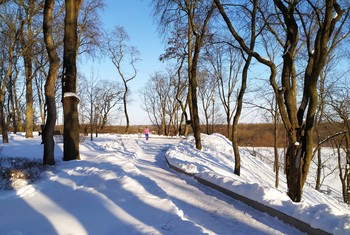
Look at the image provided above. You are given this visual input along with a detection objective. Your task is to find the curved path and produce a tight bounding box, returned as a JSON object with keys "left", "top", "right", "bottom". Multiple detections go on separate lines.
{"left": 0, "top": 135, "right": 304, "bottom": 235}
{"left": 121, "top": 137, "right": 303, "bottom": 235}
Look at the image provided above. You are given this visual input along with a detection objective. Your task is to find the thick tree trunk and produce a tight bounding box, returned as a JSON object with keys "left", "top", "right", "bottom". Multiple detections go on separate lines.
{"left": 25, "top": 74, "right": 34, "bottom": 138}
{"left": 20, "top": 1, "right": 35, "bottom": 139}
{"left": 63, "top": 96, "right": 80, "bottom": 160}
{"left": 62, "top": 0, "right": 82, "bottom": 161}
{"left": 43, "top": 97, "right": 56, "bottom": 165}
{"left": 187, "top": 11, "right": 197, "bottom": 146}
{"left": 190, "top": 66, "right": 202, "bottom": 149}
{"left": 43, "top": 0, "right": 60, "bottom": 165}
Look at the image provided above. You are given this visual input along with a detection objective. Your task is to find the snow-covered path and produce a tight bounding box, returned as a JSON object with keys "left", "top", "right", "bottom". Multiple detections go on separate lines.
{"left": 0, "top": 134, "right": 305, "bottom": 235}
{"left": 120, "top": 137, "right": 304, "bottom": 235}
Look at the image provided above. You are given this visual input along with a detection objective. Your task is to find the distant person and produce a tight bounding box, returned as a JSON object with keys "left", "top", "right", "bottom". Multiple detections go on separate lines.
{"left": 144, "top": 127, "right": 150, "bottom": 141}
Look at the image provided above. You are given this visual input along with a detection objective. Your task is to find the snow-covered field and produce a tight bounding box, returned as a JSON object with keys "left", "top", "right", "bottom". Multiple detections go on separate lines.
{"left": 0, "top": 133, "right": 349, "bottom": 235}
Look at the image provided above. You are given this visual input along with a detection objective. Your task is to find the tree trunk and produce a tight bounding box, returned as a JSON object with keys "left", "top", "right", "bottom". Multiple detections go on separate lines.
{"left": 9, "top": 75, "right": 17, "bottom": 134}
{"left": 187, "top": 9, "right": 196, "bottom": 143}
{"left": 36, "top": 76, "right": 46, "bottom": 124}
{"left": 25, "top": 69, "right": 34, "bottom": 138}
{"left": 190, "top": 47, "right": 202, "bottom": 150}
{"left": 0, "top": 101, "right": 8, "bottom": 144}
{"left": 345, "top": 132, "right": 350, "bottom": 204}
{"left": 19, "top": 1, "right": 35, "bottom": 139}
{"left": 43, "top": 0, "right": 60, "bottom": 165}
{"left": 123, "top": 85, "right": 129, "bottom": 134}
{"left": 62, "top": 0, "right": 82, "bottom": 161}
{"left": 14, "top": 79, "right": 23, "bottom": 132}
{"left": 232, "top": 56, "right": 250, "bottom": 176}
{"left": 187, "top": 2, "right": 215, "bottom": 150}
{"left": 315, "top": 148, "right": 322, "bottom": 191}
{"left": 274, "top": 102, "right": 279, "bottom": 188}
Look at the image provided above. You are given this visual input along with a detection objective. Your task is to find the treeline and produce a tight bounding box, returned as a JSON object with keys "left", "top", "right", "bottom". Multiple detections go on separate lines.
{"left": 39, "top": 122, "right": 344, "bottom": 148}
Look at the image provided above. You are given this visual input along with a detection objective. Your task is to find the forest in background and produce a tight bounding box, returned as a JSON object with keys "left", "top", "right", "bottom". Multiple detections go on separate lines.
{"left": 29, "top": 122, "right": 344, "bottom": 148}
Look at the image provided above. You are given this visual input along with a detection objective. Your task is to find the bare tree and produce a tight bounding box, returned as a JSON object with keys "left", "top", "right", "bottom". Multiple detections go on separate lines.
{"left": 79, "top": 71, "right": 98, "bottom": 140}
{"left": 17, "top": 0, "right": 44, "bottom": 138}
{"left": 107, "top": 26, "right": 140, "bottom": 134}
{"left": 229, "top": 0, "right": 259, "bottom": 176}
{"left": 142, "top": 71, "right": 170, "bottom": 135}
{"left": 159, "top": 25, "right": 190, "bottom": 136}
{"left": 326, "top": 81, "right": 350, "bottom": 204}
{"left": 95, "top": 80, "right": 122, "bottom": 132}
{"left": 197, "top": 70, "right": 216, "bottom": 134}
{"left": 185, "top": 1, "right": 215, "bottom": 150}
{"left": 153, "top": 0, "right": 216, "bottom": 150}
{"left": 204, "top": 43, "right": 241, "bottom": 138}
{"left": 214, "top": 0, "right": 350, "bottom": 202}
{"left": 0, "top": 3, "right": 20, "bottom": 143}
{"left": 77, "top": 0, "right": 105, "bottom": 56}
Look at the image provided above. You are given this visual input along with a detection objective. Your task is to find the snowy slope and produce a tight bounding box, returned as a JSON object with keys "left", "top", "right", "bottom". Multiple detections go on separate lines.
{"left": 166, "top": 133, "right": 350, "bottom": 235}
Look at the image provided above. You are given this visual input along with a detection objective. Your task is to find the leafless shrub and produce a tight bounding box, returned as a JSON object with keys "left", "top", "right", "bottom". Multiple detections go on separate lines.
{"left": 0, "top": 157, "right": 53, "bottom": 190}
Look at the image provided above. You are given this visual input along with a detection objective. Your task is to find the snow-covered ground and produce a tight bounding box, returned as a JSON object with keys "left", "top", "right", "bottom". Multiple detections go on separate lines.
{"left": 0, "top": 133, "right": 349, "bottom": 235}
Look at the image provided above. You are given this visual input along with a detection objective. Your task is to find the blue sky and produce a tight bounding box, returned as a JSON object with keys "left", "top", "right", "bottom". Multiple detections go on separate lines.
{"left": 82, "top": 0, "right": 165, "bottom": 125}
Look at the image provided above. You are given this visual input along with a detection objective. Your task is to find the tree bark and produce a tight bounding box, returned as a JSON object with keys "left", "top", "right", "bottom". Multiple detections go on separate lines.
{"left": 62, "top": 0, "right": 82, "bottom": 161}
{"left": 43, "top": 0, "right": 60, "bottom": 165}
{"left": 19, "top": 1, "right": 35, "bottom": 138}
{"left": 8, "top": 75, "right": 17, "bottom": 134}
{"left": 123, "top": 84, "right": 129, "bottom": 134}
{"left": 345, "top": 132, "right": 350, "bottom": 204}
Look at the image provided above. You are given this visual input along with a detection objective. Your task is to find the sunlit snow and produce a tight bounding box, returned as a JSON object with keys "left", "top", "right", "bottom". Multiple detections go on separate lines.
{"left": 0, "top": 133, "right": 349, "bottom": 235}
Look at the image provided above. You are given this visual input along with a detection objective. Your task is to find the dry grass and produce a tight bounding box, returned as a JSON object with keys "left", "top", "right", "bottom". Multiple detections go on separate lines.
{"left": 0, "top": 157, "right": 51, "bottom": 190}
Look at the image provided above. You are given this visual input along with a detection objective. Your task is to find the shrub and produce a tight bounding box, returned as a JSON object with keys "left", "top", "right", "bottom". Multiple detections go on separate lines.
{"left": 0, "top": 157, "right": 51, "bottom": 190}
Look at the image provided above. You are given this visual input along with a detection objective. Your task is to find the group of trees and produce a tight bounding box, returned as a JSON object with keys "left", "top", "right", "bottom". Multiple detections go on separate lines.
{"left": 147, "top": 0, "right": 350, "bottom": 204}
{"left": 0, "top": 1, "right": 136, "bottom": 162}
{"left": 0, "top": 0, "right": 102, "bottom": 163}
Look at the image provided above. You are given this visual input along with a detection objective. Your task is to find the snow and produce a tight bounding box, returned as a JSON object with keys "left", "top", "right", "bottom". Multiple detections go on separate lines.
{"left": 63, "top": 92, "right": 80, "bottom": 101}
{"left": 0, "top": 132, "right": 349, "bottom": 235}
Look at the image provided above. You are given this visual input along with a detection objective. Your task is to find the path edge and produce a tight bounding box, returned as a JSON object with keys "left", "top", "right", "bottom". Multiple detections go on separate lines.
{"left": 165, "top": 158, "right": 331, "bottom": 235}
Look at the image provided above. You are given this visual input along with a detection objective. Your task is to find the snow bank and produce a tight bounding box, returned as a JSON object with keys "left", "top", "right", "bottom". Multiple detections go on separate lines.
{"left": 165, "top": 133, "right": 350, "bottom": 235}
